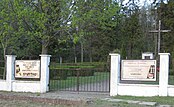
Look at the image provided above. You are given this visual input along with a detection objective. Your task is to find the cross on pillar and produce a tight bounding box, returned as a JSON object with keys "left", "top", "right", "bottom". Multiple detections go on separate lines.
{"left": 149, "top": 20, "right": 171, "bottom": 55}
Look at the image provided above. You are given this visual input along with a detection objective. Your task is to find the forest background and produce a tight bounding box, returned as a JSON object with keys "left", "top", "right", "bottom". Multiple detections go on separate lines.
{"left": 0, "top": 0, "right": 173, "bottom": 67}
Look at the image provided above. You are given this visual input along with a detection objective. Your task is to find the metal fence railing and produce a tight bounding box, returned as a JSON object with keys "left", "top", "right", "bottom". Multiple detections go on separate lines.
{"left": 49, "top": 65, "right": 110, "bottom": 92}
{"left": 0, "top": 60, "right": 5, "bottom": 80}
{"left": 169, "top": 70, "right": 174, "bottom": 85}
{"left": 49, "top": 63, "right": 110, "bottom": 92}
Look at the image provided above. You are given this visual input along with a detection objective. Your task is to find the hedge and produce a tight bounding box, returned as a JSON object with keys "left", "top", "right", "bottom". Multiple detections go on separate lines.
{"left": 50, "top": 68, "right": 95, "bottom": 80}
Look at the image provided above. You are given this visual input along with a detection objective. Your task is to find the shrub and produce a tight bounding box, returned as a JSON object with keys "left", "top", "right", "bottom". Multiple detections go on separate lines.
{"left": 69, "top": 68, "right": 94, "bottom": 77}
{"left": 169, "top": 70, "right": 174, "bottom": 75}
{"left": 49, "top": 62, "right": 108, "bottom": 80}
{"left": 50, "top": 68, "right": 95, "bottom": 80}
{"left": 50, "top": 69, "right": 67, "bottom": 80}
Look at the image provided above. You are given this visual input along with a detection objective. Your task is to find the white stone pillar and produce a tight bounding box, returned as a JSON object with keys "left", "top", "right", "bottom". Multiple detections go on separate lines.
{"left": 159, "top": 53, "right": 170, "bottom": 96}
{"left": 40, "top": 55, "right": 51, "bottom": 93}
{"left": 109, "top": 53, "right": 120, "bottom": 96}
{"left": 6, "top": 55, "right": 16, "bottom": 91}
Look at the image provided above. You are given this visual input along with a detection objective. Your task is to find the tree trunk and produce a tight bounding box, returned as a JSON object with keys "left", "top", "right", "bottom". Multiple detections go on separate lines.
{"left": 127, "top": 43, "right": 132, "bottom": 59}
{"left": 41, "top": 44, "right": 48, "bottom": 54}
{"left": 74, "top": 44, "right": 77, "bottom": 63}
{"left": 89, "top": 48, "right": 92, "bottom": 62}
{"left": 89, "top": 38, "right": 92, "bottom": 62}
{"left": 89, "top": 55, "right": 92, "bottom": 63}
{"left": 81, "top": 42, "right": 84, "bottom": 63}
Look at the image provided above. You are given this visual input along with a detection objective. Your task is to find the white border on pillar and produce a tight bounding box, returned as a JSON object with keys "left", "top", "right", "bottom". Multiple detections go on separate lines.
{"left": 40, "top": 55, "right": 51, "bottom": 93}
{"left": 109, "top": 53, "right": 120, "bottom": 96}
{"left": 159, "top": 53, "right": 170, "bottom": 96}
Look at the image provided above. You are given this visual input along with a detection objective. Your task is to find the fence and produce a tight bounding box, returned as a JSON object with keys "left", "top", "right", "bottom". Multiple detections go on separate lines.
{"left": 169, "top": 69, "right": 174, "bottom": 85}
{"left": 0, "top": 60, "right": 5, "bottom": 79}
{"left": 49, "top": 62, "right": 110, "bottom": 92}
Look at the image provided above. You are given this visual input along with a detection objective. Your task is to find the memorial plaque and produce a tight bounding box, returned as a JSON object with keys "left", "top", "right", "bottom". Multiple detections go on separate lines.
{"left": 15, "top": 60, "right": 40, "bottom": 78}
{"left": 121, "top": 60, "right": 156, "bottom": 81}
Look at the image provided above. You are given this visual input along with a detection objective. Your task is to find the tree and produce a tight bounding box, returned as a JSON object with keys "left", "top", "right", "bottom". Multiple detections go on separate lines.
{"left": 140, "top": 1, "right": 157, "bottom": 56}
{"left": 0, "top": 0, "right": 21, "bottom": 79}
{"left": 71, "top": 0, "right": 121, "bottom": 62}
{"left": 10, "top": 0, "right": 72, "bottom": 54}
{"left": 0, "top": 0, "right": 43, "bottom": 58}
{"left": 155, "top": 0, "right": 174, "bottom": 69}
{"left": 118, "top": 0, "right": 144, "bottom": 59}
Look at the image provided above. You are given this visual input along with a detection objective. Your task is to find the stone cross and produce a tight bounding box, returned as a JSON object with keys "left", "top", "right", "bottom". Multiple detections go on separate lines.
{"left": 149, "top": 20, "right": 171, "bottom": 54}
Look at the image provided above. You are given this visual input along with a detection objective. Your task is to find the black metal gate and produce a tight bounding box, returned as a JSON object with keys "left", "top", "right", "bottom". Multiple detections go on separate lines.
{"left": 0, "top": 60, "right": 5, "bottom": 80}
{"left": 49, "top": 64, "right": 110, "bottom": 92}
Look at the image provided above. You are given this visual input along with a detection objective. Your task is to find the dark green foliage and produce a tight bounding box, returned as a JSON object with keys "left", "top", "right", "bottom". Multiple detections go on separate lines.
{"left": 50, "top": 69, "right": 68, "bottom": 80}
{"left": 50, "top": 68, "right": 95, "bottom": 80}
{"left": 50, "top": 62, "right": 107, "bottom": 80}
{"left": 169, "top": 70, "right": 174, "bottom": 76}
{"left": 50, "top": 62, "right": 106, "bottom": 69}
{"left": 154, "top": 0, "right": 174, "bottom": 71}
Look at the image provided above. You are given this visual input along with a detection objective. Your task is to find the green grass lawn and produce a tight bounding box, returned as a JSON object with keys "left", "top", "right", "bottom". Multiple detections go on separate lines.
{"left": 113, "top": 96, "right": 174, "bottom": 105}
{"left": 50, "top": 72, "right": 109, "bottom": 90}
{"left": 89, "top": 99, "right": 147, "bottom": 107}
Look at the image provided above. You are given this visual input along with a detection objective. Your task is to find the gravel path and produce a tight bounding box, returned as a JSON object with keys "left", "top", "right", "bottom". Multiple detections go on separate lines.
{"left": 0, "top": 91, "right": 109, "bottom": 107}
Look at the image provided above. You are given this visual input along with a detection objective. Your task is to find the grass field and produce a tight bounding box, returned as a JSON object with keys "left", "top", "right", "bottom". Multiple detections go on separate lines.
{"left": 113, "top": 96, "right": 174, "bottom": 105}
{"left": 88, "top": 100, "right": 148, "bottom": 107}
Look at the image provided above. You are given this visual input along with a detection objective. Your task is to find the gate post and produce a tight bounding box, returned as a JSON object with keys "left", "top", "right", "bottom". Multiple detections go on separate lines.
{"left": 109, "top": 53, "right": 120, "bottom": 96}
{"left": 159, "top": 53, "right": 170, "bottom": 96}
{"left": 40, "top": 55, "right": 51, "bottom": 93}
{"left": 6, "top": 55, "right": 16, "bottom": 91}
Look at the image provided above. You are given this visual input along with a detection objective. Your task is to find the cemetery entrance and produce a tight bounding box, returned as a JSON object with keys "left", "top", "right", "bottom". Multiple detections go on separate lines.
{"left": 49, "top": 62, "right": 110, "bottom": 92}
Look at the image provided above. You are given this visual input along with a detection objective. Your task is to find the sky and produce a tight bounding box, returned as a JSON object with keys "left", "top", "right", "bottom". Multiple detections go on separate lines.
{"left": 123, "top": 0, "right": 168, "bottom": 6}
{"left": 123, "top": 0, "right": 153, "bottom": 6}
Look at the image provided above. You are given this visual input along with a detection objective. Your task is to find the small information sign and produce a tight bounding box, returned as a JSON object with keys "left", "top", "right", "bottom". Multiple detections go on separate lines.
{"left": 121, "top": 60, "right": 156, "bottom": 81}
{"left": 15, "top": 60, "right": 40, "bottom": 78}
